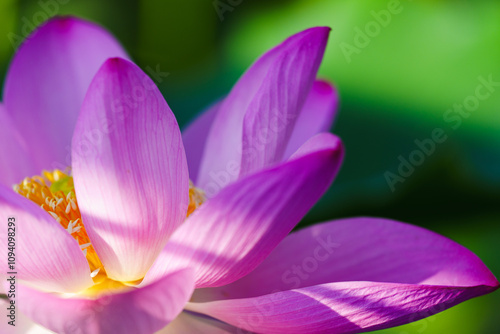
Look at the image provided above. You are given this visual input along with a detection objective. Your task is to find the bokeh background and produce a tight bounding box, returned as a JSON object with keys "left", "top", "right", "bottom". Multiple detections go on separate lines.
{"left": 1, "top": 0, "right": 499, "bottom": 333}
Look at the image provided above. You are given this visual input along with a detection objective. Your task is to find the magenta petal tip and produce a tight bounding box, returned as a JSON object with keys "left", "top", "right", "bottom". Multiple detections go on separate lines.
{"left": 37, "top": 16, "right": 96, "bottom": 35}
{"left": 294, "top": 26, "right": 331, "bottom": 46}
{"left": 100, "top": 56, "right": 134, "bottom": 72}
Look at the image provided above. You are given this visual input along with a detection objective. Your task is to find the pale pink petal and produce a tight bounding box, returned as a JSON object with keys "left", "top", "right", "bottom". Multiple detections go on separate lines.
{"left": 198, "top": 27, "right": 330, "bottom": 193}
{"left": 182, "top": 101, "right": 221, "bottom": 183}
{"left": 283, "top": 80, "right": 339, "bottom": 159}
{"left": 158, "top": 312, "right": 238, "bottom": 334}
{"left": 196, "top": 217, "right": 498, "bottom": 301}
{"left": 0, "top": 185, "right": 93, "bottom": 293}
{"left": 17, "top": 268, "right": 194, "bottom": 334}
{"left": 3, "top": 16, "right": 128, "bottom": 173}
{"left": 142, "top": 135, "right": 343, "bottom": 288}
{"left": 0, "top": 299, "right": 54, "bottom": 334}
{"left": 0, "top": 104, "right": 37, "bottom": 186}
{"left": 72, "top": 58, "right": 188, "bottom": 282}
{"left": 188, "top": 281, "right": 497, "bottom": 334}
{"left": 288, "top": 132, "right": 342, "bottom": 161}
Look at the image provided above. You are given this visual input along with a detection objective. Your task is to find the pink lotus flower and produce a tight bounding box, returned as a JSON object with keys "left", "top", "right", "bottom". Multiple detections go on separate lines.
{"left": 0, "top": 17, "right": 498, "bottom": 334}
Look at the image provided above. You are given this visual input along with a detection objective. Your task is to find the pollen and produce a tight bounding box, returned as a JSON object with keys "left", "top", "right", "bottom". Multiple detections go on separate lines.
{"left": 14, "top": 169, "right": 206, "bottom": 285}
{"left": 14, "top": 169, "right": 103, "bottom": 275}
{"left": 187, "top": 181, "right": 205, "bottom": 217}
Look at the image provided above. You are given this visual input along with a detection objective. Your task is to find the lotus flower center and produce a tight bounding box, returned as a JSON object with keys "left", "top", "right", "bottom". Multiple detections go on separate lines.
{"left": 14, "top": 169, "right": 206, "bottom": 288}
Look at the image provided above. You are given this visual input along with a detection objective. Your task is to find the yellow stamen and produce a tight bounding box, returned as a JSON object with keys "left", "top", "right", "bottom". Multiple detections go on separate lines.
{"left": 79, "top": 271, "right": 134, "bottom": 297}
{"left": 14, "top": 169, "right": 206, "bottom": 289}
{"left": 188, "top": 181, "right": 205, "bottom": 217}
{"left": 14, "top": 169, "right": 103, "bottom": 275}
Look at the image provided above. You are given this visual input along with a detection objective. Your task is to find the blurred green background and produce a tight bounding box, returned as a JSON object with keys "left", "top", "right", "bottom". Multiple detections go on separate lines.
{"left": 1, "top": 0, "right": 499, "bottom": 333}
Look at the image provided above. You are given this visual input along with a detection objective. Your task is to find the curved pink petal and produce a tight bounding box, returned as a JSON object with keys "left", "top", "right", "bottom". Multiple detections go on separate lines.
{"left": 72, "top": 58, "right": 188, "bottom": 282}
{"left": 17, "top": 268, "right": 195, "bottom": 334}
{"left": 142, "top": 134, "right": 343, "bottom": 289}
{"left": 288, "top": 132, "right": 342, "bottom": 161}
{"left": 159, "top": 312, "right": 237, "bottom": 333}
{"left": 0, "top": 104, "right": 37, "bottom": 186}
{"left": 283, "top": 80, "right": 339, "bottom": 159}
{"left": 188, "top": 281, "right": 497, "bottom": 334}
{"left": 182, "top": 101, "right": 221, "bottom": 183}
{"left": 0, "top": 185, "right": 93, "bottom": 293}
{"left": 195, "top": 217, "right": 498, "bottom": 301}
{"left": 0, "top": 299, "right": 53, "bottom": 334}
{"left": 198, "top": 27, "right": 330, "bottom": 193}
{"left": 3, "top": 16, "right": 128, "bottom": 173}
